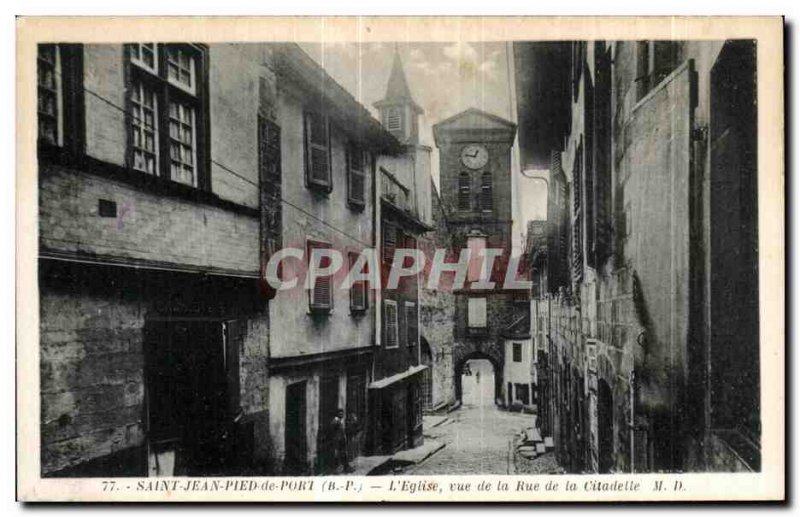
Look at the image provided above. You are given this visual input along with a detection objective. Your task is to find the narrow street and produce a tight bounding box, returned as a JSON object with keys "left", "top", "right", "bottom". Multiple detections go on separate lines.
{"left": 409, "top": 404, "right": 530, "bottom": 474}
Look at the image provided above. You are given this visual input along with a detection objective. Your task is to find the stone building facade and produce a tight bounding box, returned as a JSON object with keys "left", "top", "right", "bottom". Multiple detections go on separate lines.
{"left": 38, "top": 43, "right": 276, "bottom": 476}
{"left": 432, "top": 108, "right": 529, "bottom": 407}
{"left": 369, "top": 52, "right": 434, "bottom": 455}
{"left": 37, "top": 42, "right": 407, "bottom": 478}
{"left": 515, "top": 40, "right": 759, "bottom": 473}
{"left": 263, "top": 45, "right": 399, "bottom": 474}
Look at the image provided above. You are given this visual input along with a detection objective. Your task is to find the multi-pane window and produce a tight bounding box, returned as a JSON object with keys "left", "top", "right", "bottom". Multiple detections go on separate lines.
{"left": 349, "top": 251, "right": 368, "bottom": 313}
{"left": 130, "top": 81, "right": 158, "bottom": 175}
{"left": 458, "top": 173, "right": 471, "bottom": 211}
{"left": 304, "top": 111, "right": 331, "bottom": 191}
{"left": 37, "top": 44, "right": 61, "bottom": 146}
{"left": 480, "top": 172, "right": 493, "bottom": 212}
{"left": 167, "top": 46, "right": 196, "bottom": 93}
{"left": 384, "top": 300, "right": 399, "bottom": 348}
{"left": 129, "top": 43, "right": 157, "bottom": 73}
{"left": 307, "top": 240, "right": 333, "bottom": 312}
{"left": 467, "top": 297, "right": 487, "bottom": 328}
{"left": 347, "top": 145, "right": 367, "bottom": 208}
{"left": 168, "top": 101, "right": 196, "bottom": 186}
{"left": 127, "top": 43, "right": 205, "bottom": 188}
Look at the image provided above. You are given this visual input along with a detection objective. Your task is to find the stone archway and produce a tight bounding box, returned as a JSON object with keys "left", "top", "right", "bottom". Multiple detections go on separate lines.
{"left": 453, "top": 350, "right": 503, "bottom": 406}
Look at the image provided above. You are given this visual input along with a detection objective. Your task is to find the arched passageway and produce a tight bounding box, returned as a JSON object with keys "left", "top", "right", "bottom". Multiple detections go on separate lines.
{"left": 454, "top": 352, "right": 502, "bottom": 407}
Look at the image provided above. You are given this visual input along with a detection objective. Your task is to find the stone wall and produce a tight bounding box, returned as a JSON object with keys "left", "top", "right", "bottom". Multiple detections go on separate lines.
{"left": 39, "top": 163, "right": 260, "bottom": 275}
{"left": 419, "top": 187, "right": 456, "bottom": 410}
{"left": 40, "top": 285, "right": 146, "bottom": 476}
{"left": 39, "top": 269, "right": 271, "bottom": 476}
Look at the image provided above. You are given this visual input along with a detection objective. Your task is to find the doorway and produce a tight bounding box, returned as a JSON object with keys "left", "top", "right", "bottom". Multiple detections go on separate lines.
{"left": 284, "top": 381, "right": 307, "bottom": 475}
{"left": 598, "top": 379, "right": 614, "bottom": 473}
{"left": 145, "top": 320, "right": 230, "bottom": 476}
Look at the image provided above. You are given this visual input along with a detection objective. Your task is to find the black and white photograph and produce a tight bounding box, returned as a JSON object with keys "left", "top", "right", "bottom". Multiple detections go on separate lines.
{"left": 16, "top": 16, "right": 784, "bottom": 502}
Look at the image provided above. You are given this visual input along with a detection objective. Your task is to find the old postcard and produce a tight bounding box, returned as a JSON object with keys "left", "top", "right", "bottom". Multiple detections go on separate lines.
{"left": 16, "top": 16, "right": 784, "bottom": 502}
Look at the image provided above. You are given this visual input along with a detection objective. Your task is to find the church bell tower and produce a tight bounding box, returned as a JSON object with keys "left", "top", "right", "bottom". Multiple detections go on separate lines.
{"left": 374, "top": 50, "right": 424, "bottom": 145}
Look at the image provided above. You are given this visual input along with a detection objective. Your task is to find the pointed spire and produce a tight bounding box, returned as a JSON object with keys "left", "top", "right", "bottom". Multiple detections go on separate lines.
{"left": 384, "top": 48, "right": 414, "bottom": 101}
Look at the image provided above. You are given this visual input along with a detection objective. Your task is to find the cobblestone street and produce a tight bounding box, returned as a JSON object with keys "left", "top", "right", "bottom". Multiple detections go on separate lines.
{"left": 405, "top": 404, "right": 539, "bottom": 475}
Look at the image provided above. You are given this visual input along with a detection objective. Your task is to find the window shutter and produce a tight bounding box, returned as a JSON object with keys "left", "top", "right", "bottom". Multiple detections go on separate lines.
{"left": 308, "top": 240, "right": 332, "bottom": 312}
{"left": 480, "top": 172, "right": 493, "bottom": 211}
{"left": 383, "top": 223, "right": 396, "bottom": 264}
{"left": 304, "top": 111, "right": 331, "bottom": 190}
{"left": 347, "top": 146, "right": 366, "bottom": 207}
{"left": 384, "top": 301, "right": 398, "bottom": 348}
{"left": 458, "top": 173, "right": 471, "bottom": 211}
{"left": 349, "top": 251, "right": 367, "bottom": 312}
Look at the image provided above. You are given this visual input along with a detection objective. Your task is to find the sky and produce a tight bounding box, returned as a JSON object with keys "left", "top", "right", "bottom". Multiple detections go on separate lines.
{"left": 299, "top": 41, "right": 548, "bottom": 240}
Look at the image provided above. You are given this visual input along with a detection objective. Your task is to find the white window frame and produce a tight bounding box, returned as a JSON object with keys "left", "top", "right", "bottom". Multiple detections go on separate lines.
{"left": 129, "top": 43, "right": 158, "bottom": 75}
{"left": 130, "top": 80, "right": 159, "bottom": 175}
{"left": 166, "top": 46, "right": 197, "bottom": 95}
{"left": 168, "top": 100, "right": 198, "bottom": 186}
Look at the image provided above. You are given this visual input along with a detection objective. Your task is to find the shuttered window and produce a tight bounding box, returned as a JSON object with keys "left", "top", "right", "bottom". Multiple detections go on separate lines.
{"left": 458, "top": 173, "right": 471, "bottom": 211}
{"left": 384, "top": 300, "right": 399, "bottom": 348}
{"left": 386, "top": 107, "right": 402, "bottom": 131}
{"left": 307, "top": 240, "right": 333, "bottom": 312}
{"left": 383, "top": 223, "right": 397, "bottom": 265}
{"left": 480, "top": 172, "right": 493, "bottom": 212}
{"left": 304, "top": 111, "right": 331, "bottom": 191}
{"left": 349, "top": 251, "right": 368, "bottom": 313}
{"left": 347, "top": 145, "right": 367, "bottom": 208}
